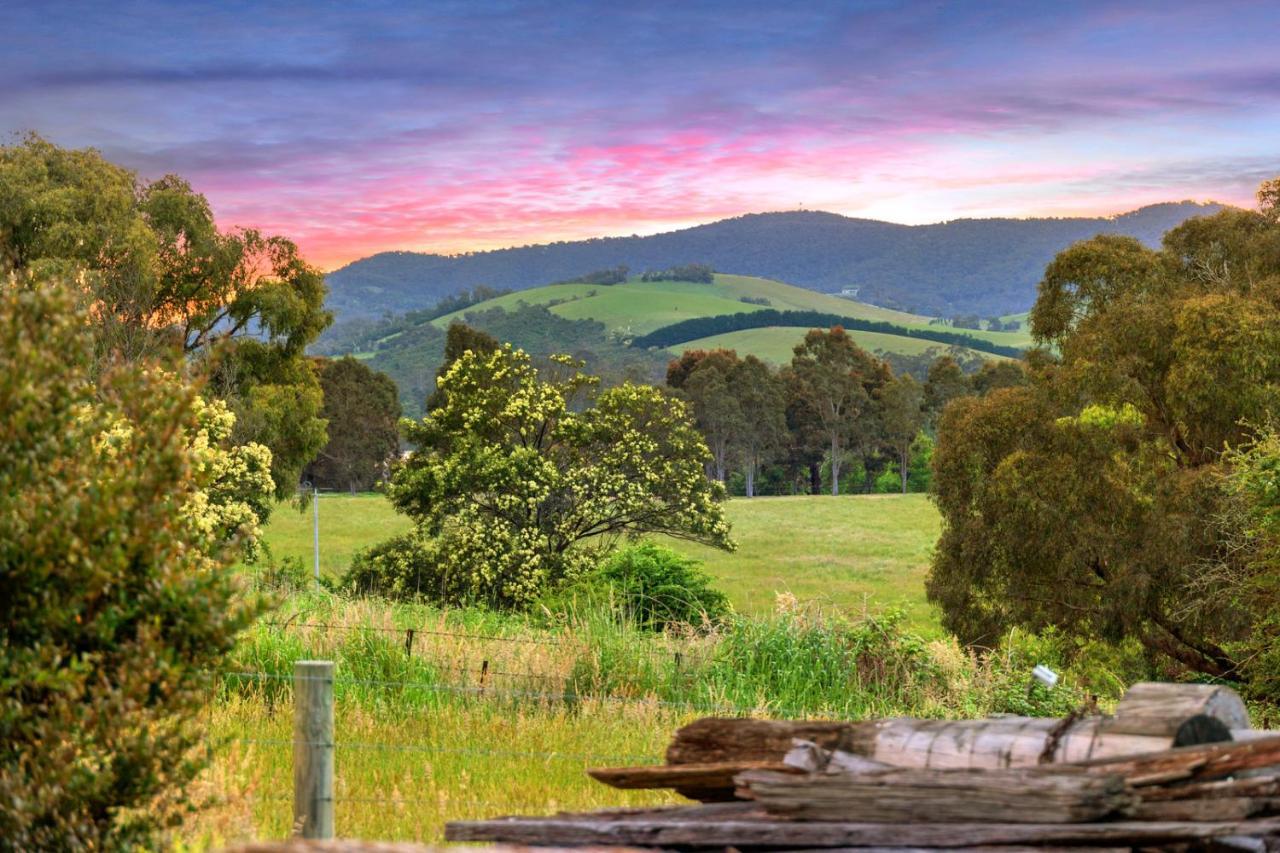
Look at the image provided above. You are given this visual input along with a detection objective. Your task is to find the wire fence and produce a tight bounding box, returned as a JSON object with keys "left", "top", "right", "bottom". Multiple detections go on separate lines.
{"left": 218, "top": 667, "right": 832, "bottom": 719}
{"left": 199, "top": 622, "right": 784, "bottom": 830}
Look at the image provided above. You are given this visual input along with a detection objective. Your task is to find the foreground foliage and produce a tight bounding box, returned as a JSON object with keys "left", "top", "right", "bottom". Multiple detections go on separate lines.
{"left": 0, "top": 284, "right": 258, "bottom": 848}
{"left": 929, "top": 181, "right": 1280, "bottom": 692}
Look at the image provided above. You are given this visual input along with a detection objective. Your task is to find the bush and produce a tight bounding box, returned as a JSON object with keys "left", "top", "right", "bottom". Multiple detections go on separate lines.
{"left": 577, "top": 544, "right": 730, "bottom": 632}
{"left": 341, "top": 533, "right": 452, "bottom": 601}
{"left": 0, "top": 282, "right": 258, "bottom": 848}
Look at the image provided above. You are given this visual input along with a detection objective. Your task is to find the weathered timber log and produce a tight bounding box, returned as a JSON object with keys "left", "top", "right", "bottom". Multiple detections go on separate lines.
{"left": 445, "top": 802, "right": 1280, "bottom": 848}
{"left": 665, "top": 718, "right": 854, "bottom": 765}
{"left": 1141, "top": 775, "right": 1280, "bottom": 802}
{"left": 1081, "top": 734, "right": 1280, "bottom": 786}
{"left": 669, "top": 716, "right": 1192, "bottom": 770}
{"left": 666, "top": 683, "right": 1249, "bottom": 771}
{"left": 1109, "top": 682, "right": 1251, "bottom": 738}
{"left": 736, "top": 766, "right": 1131, "bottom": 823}
{"left": 1130, "top": 797, "right": 1267, "bottom": 821}
{"left": 588, "top": 761, "right": 794, "bottom": 802}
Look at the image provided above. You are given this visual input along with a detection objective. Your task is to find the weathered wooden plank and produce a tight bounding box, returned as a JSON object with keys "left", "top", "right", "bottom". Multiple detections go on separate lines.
{"left": 1130, "top": 797, "right": 1265, "bottom": 821}
{"left": 766, "top": 848, "right": 1134, "bottom": 853}
{"left": 1082, "top": 734, "right": 1280, "bottom": 785}
{"left": 736, "top": 766, "right": 1131, "bottom": 824}
{"left": 1141, "top": 775, "right": 1280, "bottom": 802}
{"left": 445, "top": 803, "right": 1280, "bottom": 848}
{"left": 665, "top": 718, "right": 855, "bottom": 765}
{"left": 588, "top": 761, "right": 793, "bottom": 802}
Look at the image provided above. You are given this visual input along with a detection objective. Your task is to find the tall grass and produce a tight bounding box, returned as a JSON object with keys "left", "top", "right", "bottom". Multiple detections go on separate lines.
{"left": 181, "top": 591, "right": 1122, "bottom": 848}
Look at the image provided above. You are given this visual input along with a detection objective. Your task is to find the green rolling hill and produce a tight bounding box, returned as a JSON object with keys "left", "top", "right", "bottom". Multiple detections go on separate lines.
{"left": 666, "top": 326, "right": 1013, "bottom": 365}
{"left": 323, "top": 273, "right": 1030, "bottom": 415}
{"left": 426, "top": 273, "right": 1032, "bottom": 349}
{"left": 429, "top": 274, "right": 932, "bottom": 334}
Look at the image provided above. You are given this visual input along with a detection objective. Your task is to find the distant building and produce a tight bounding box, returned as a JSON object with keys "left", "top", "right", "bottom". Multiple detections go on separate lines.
{"left": 840, "top": 286, "right": 860, "bottom": 298}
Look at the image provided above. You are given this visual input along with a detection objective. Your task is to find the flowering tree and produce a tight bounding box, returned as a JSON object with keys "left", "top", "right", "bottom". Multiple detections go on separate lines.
{"left": 0, "top": 281, "right": 262, "bottom": 847}
{"left": 381, "top": 345, "right": 733, "bottom": 608}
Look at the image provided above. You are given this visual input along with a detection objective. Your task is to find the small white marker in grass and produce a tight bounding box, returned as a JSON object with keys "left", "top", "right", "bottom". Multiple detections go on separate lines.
{"left": 1031, "top": 664, "right": 1059, "bottom": 689}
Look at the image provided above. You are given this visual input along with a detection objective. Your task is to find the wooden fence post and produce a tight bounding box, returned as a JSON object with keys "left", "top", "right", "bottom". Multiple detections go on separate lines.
{"left": 294, "top": 660, "right": 335, "bottom": 839}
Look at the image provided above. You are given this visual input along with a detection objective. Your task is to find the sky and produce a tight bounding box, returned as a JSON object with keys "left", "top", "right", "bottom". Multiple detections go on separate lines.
{"left": 2, "top": 1, "right": 1278, "bottom": 271}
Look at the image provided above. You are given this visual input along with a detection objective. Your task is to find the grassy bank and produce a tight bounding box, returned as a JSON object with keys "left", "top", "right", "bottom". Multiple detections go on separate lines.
{"left": 260, "top": 493, "right": 942, "bottom": 631}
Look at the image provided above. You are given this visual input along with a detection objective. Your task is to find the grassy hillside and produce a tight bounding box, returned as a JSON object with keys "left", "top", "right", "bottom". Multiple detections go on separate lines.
{"left": 260, "top": 492, "right": 941, "bottom": 631}
{"left": 430, "top": 273, "right": 932, "bottom": 335}
{"left": 319, "top": 273, "right": 1028, "bottom": 415}
{"left": 428, "top": 273, "right": 1031, "bottom": 355}
{"left": 666, "top": 326, "right": 1010, "bottom": 365}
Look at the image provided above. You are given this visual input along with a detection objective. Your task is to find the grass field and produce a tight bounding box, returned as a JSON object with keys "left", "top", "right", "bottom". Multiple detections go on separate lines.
{"left": 665, "top": 326, "right": 1011, "bottom": 365}
{"left": 260, "top": 492, "right": 942, "bottom": 631}
{"left": 192, "top": 494, "right": 1137, "bottom": 848}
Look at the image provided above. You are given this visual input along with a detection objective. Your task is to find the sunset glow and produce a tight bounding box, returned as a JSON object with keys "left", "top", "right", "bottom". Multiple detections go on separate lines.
{"left": 3, "top": 1, "right": 1277, "bottom": 270}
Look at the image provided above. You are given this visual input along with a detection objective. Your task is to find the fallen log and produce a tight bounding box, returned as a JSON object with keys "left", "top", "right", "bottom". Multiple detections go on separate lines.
{"left": 1108, "top": 682, "right": 1251, "bottom": 739}
{"left": 735, "top": 766, "right": 1132, "bottom": 824}
{"left": 666, "top": 683, "right": 1249, "bottom": 770}
{"left": 445, "top": 802, "right": 1280, "bottom": 849}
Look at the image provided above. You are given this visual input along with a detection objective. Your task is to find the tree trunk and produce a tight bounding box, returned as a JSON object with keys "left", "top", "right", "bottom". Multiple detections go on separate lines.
{"left": 829, "top": 435, "right": 840, "bottom": 496}
{"left": 745, "top": 462, "right": 755, "bottom": 498}
{"left": 900, "top": 445, "right": 909, "bottom": 494}
{"left": 808, "top": 462, "right": 820, "bottom": 494}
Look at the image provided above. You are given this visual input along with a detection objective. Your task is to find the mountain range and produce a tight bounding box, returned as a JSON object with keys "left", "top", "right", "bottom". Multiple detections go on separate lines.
{"left": 325, "top": 202, "right": 1224, "bottom": 319}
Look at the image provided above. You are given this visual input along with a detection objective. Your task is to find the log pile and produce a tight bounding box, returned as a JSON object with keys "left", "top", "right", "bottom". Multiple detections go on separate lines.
{"left": 446, "top": 682, "right": 1280, "bottom": 851}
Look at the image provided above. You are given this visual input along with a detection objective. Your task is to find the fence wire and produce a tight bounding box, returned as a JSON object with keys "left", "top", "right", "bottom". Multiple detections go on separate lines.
{"left": 216, "top": 669, "right": 827, "bottom": 718}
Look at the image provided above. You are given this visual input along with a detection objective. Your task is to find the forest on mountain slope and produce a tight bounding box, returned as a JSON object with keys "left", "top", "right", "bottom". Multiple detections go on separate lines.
{"left": 326, "top": 202, "right": 1221, "bottom": 318}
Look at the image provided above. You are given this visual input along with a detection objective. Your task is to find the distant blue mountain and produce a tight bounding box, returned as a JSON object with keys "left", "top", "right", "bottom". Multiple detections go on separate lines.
{"left": 326, "top": 201, "right": 1223, "bottom": 318}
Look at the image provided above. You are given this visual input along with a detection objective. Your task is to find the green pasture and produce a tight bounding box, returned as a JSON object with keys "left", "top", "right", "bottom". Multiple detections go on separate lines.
{"left": 665, "top": 325, "right": 1011, "bottom": 365}
{"left": 426, "top": 272, "right": 1031, "bottom": 354}
{"left": 259, "top": 492, "right": 941, "bottom": 631}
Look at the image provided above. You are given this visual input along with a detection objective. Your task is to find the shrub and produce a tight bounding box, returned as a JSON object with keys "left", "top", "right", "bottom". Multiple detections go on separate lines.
{"left": 0, "top": 282, "right": 258, "bottom": 848}
{"left": 341, "top": 532, "right": 450, "bottom": 601}
{"left": 581, "top": 544, "right": 730, "bottom": 632}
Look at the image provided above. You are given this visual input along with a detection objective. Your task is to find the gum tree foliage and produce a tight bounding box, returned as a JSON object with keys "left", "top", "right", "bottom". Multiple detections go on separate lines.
{"left": 880, "top": 373, "right": 926, "bottom": 494}
{"left": 0, "top": 282, "right": 259, "bottom": 847}
{"left": 305, "top": 356, "right": 401, "bottom": 492}
{"left": 0, "top": 135, "right": 330, "bottom": 497}
{"left": 379, "top": 345, "right": 733, "bottom": 608}
{"left": 666, "top": 348, "right": 743, "bottom": 483}
{"left": 787, "top": 326, "right": 890, "bottom": 495}
{"left": 928, "top": 182, "right": 1280, "bottom": 687}
{"left": 731, "top": 354, "right": 788, "bottom": 498}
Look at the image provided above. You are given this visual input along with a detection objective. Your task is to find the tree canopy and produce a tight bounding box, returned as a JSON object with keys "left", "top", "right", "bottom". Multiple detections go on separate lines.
{"left": 305, "top": 356, "right": 402, "bottom": 492}
{"left": 928, "top": 184, "right": 1280, "bottom": 690}
{"left": 0, "top": 135, "right": 331, "bottom": 496}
